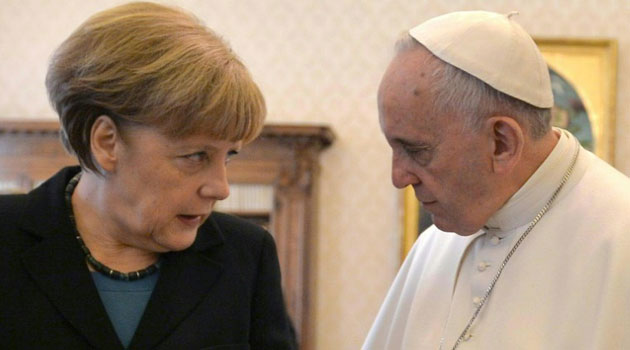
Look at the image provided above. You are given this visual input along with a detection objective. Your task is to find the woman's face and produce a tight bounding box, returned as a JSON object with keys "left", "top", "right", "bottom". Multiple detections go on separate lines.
{"left": 106, "top": 126, "right": 241, "bottom": 253}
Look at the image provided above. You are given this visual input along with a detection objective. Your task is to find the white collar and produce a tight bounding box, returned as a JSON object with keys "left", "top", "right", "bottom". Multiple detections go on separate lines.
{"left": 483, "top": 128, "right": 580, "bottom": 234}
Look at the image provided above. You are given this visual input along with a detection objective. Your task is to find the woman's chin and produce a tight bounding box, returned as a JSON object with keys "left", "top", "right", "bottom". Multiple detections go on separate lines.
{"left": 152, "top": 230, "right": 199, "bottom": 252}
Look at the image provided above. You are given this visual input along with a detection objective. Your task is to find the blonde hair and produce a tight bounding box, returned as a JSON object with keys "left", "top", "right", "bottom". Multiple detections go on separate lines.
{"left": 46, "top": 2, "right": 266, "bottom": 171}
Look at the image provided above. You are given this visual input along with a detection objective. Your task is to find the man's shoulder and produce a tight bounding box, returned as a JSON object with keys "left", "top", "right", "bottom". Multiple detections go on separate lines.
{"left": 581, "top": 153, "right": 630, "bottom": 204}
{"left": 557, "top": 153, "right": 630, "bottom": 243}
{"left": 589, "top": 152, "right": 630, "bottom": 182}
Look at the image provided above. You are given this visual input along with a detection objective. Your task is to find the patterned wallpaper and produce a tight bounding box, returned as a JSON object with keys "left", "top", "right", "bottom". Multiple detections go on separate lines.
{"left": 1, "top": 1, "right": 629, "bottom": 349}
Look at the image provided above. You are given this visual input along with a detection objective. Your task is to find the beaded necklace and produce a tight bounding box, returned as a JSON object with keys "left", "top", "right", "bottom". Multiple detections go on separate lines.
{"left": 65, "top": 172, "right": 159, "bottom": 281}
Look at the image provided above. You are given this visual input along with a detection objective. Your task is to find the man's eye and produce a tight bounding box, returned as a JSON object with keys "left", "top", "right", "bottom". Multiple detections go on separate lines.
{"left": 405, "top": 147, "right": 421, "bottom": 155}
{"left": 404, "top": 146, "right": 428, "bottom": 156}
{"left": 403, "top": 145, "right": 432, "bottom": 165}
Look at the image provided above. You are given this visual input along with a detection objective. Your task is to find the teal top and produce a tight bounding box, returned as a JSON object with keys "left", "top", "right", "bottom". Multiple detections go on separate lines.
{"left": 92, "top": 271, "right": 159, "bottom": 348}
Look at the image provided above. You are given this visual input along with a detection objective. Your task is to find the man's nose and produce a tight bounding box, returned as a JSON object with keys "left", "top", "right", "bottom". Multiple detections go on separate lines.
{"left": 391, "top": 153, "right": 419, "bottom": 189}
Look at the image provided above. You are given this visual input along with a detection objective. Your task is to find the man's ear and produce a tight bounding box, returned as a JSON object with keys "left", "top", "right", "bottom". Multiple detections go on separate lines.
{"left": 90, "top": 115, "right": 121, "bottom": 173}
{"left": 485, "top": 116, "right": 525, "bottom": 174}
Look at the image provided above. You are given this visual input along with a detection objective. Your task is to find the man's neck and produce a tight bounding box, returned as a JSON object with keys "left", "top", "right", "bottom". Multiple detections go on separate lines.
{"left": 510, "top": 129, "right": 560, "bottom": 197}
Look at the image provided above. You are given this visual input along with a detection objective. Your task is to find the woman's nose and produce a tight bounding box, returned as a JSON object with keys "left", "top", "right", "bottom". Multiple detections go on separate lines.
{"left": 199, "top": 164, "right": 230, "bottom": 200}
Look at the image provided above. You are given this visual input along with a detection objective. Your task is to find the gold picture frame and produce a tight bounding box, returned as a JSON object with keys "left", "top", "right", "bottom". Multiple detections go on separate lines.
{"left": 536, "top": 38, "right": 618, "bottom": 163}
{"left": 402, "top": 38, "right": 618, "bottom": 258}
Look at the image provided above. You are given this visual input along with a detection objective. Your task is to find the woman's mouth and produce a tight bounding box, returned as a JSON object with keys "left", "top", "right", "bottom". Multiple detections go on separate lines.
{"left": 177, "top": 214, "right": 203, "bottom": 226}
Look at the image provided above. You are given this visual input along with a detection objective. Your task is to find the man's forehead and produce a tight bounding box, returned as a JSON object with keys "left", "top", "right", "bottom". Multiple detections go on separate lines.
{"left": 379, "top": 48, "right": 437, "bottom": 104}
{"left": 378, "top": 68, "right": 459, "bottom": 145}
{"left": 378, "top": 95, "right": 441, "bottom": 145}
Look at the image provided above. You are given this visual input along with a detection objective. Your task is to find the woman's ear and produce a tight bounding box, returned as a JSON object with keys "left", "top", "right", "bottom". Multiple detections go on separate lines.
{"left": 90, "top": 115, "right": 121, "bottom": 173}
{"left": 485, "top": 116, "right": 525, "bottom": 174}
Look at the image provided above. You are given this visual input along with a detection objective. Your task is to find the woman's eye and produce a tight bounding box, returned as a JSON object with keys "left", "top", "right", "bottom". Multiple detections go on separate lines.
{"left": 226, "top": 150, "right": 239, "bottom": 164}
{"left": 184, "top": 152, "right": 207, "bottom": 162}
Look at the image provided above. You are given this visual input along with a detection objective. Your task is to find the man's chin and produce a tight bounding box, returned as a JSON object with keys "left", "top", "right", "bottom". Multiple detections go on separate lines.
{"left": 433, "top": 217, "right": 481, "bottom": 236}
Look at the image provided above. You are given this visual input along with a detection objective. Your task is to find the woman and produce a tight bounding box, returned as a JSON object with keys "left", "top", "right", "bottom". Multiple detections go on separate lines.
{"left": 0, "top": 2, "right": 296, "bottom": 349}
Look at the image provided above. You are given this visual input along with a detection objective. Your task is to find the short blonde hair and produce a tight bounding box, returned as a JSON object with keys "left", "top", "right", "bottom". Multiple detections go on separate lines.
{"left": 46, "top": 2, "right": 265, "bottom": 171}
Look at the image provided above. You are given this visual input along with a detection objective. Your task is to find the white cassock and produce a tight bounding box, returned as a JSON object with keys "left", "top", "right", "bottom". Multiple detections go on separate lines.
{"left": 363, "top": 129, "right": 630, "bottom": 350}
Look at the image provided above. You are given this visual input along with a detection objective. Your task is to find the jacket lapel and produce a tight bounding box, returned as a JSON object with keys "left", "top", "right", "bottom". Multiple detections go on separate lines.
{"left": 129, "top": 216, "right": 225, "bottom": 349}
{"left": 19, "top": 167, "right": 123, "bottom": 350}
{"left": 21, "top": 232, "right": 123, "bottom": 349}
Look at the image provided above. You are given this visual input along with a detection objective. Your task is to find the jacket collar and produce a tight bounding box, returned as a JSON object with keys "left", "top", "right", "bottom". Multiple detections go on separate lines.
{"left": 484, "top": 128, "right": 584, "bottom": 234}
{"left": 18, "top": 166, "right": 79, "bottom": 239}
{"left": 130, "top": 217, "right": 226, "bottom": 349}
{"left": 18, "top": 166, "right": 226, "bottom": 349}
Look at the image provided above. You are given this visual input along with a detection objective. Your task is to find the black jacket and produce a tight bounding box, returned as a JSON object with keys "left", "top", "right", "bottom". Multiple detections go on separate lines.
{"left": 0, "top": 167, "right": 296, "bottom": 350}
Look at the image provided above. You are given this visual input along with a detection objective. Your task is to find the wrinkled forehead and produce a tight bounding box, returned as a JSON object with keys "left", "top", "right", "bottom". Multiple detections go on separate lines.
{"left": 379, "top": 48, "right": 441, "bottom": 106}
{"left": 379, "top": 51, "right": 437, "bottom": 120}
{"left": 378, "top": 49, "right": 472, "bottom": 145}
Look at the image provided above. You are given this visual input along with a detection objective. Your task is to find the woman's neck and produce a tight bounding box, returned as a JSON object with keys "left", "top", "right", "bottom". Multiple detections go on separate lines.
{"left": 71, "top": 172, "right": 159, "bottom": 272}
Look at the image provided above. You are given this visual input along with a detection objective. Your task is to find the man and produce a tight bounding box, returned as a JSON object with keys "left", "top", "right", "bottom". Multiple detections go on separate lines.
{"left": 364, "top": 11, "right": 630, "bottom": 350}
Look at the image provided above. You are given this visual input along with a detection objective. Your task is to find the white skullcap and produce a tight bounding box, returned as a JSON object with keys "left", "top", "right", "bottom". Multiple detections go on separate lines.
{"left": 409, "top": 11, "right": 553, "bottom": 108}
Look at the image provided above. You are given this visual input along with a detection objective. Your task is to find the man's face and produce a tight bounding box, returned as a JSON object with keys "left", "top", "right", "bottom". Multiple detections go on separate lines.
{"left": 378, "top": 48, "right": 497, "bottom": 235}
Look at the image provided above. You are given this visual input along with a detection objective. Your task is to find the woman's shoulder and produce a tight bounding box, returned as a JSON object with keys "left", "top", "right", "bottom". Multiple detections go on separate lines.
{"left": 196, "top": 212, "right": 279, "bottom": 273}
{"left": 209, "top": 211, "right": 266, "bottom": 230}
{"left": 0, "top": 194, "right": 37, "bottom": 256}
{"left": 0, "top": 193, "right": 28, "bottom": 226}
{"left": 203, "top": 211, "right": 273, "bottom": 248}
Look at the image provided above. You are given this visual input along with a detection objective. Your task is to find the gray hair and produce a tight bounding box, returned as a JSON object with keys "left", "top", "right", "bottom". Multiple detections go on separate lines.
{"left": 395, "top": 34, "right": 551, "bottom": 139}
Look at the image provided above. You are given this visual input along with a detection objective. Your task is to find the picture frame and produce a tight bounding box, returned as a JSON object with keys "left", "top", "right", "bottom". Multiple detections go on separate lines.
{"left": 536, "top": 38, "right": 618, "bottom": 163}
{"left": 401, "top": 38, "right": 618, "bottom": 258}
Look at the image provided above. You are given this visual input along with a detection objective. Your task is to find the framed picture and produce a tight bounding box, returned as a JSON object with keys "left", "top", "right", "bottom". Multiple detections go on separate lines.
{"left": 401, "top": 38, "right": 618, "bottom": 258}
{"left": 536, "top": 38, "right": 617, "bottom": 163}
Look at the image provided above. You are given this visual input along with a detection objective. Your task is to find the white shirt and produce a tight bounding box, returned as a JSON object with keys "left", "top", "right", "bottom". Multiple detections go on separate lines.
{"left": 364, "top": 130, "right": 630, "bottom": 349}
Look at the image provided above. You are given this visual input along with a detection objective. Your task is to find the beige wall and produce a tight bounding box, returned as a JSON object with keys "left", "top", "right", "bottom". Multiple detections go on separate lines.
{"left": 1, "top": 1, "right": 629, "bottom": 349}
